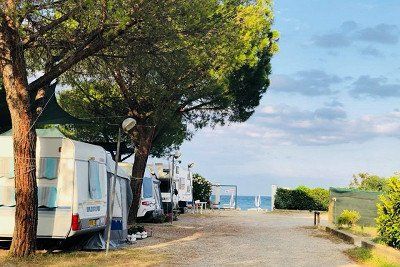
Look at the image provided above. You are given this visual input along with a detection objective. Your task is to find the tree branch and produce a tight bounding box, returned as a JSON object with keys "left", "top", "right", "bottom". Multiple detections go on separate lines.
{"left": 179, "top": 98, "right": 220, "bottom": 113}
{"left": 28, "top": 18, "right": 139, "bottom": 94}
{"left": 23, "top": 9, "right": 76, "bottom": 47}
{"left": 121, "top": 152, "right": 134, "bottom": 161}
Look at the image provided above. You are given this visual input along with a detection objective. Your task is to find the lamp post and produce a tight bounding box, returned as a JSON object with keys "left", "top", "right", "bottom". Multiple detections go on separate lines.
{"left": 187, "top": 163, "right": 194, "bottom": 213}
{"left": 105, "top": 118, "right": 136, "bottom": 255}
{"left": 169, "top": 151, "right": 181, "bottom": 224}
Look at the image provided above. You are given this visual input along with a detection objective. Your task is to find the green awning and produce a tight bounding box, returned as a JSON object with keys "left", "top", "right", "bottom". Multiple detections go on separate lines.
{"left": 0, "top": 83, "right": 87, "bottom": 134}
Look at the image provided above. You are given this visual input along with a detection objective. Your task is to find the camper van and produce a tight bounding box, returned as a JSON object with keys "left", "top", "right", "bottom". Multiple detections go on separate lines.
{"left": 175, "top": 166, "right": 193, "bottom": 213}
{"left": 0, "top": 129, "right": 130, "bottom": 241}
{"left": 119, "top": 163, "right": 163, "bottom": 222}
{"left": 153, "top": 163, "right": 177, "bottom": 214}
{"left": 153, "top": 163, "right": 193, "bottom": 214}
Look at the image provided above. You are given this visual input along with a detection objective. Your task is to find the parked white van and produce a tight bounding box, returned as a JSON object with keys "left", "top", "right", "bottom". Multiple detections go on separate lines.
{"left": 136, "top": 176, "right": 163, "bottom": 222}
{"left": 0, "top": 129, "right": 129, "bottom": 241}
{"left": 119, "top": 163, "right": 163, "bottom": 222}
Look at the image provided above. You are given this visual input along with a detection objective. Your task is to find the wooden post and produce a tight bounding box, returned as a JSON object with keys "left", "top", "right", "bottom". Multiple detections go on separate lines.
{"left": 314, "top": 212, "right": 317, "bottom": 226}
{"left": 314, "top": 211, "right": 321, "bottom": 226}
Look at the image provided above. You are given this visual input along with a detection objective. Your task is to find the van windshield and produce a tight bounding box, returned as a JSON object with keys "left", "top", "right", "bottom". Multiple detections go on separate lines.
{"left": 160, "top": 180, "right": 170, "bottom": 193}
{"left": 143, "top": 177, "right": 153, "bottom": 198}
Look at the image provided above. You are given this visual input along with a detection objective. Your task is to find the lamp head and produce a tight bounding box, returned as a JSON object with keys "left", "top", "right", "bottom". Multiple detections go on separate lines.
{"left": 188, "top": 162, "right": 195, "bottom": 168}
{"left": 122, "top": 118, "right": 136, "bottom": 133}
{"left": 173, "top": 151, "right": 181, "bottom": 159}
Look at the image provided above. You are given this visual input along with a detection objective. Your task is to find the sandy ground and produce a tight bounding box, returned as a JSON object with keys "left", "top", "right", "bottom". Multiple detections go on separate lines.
{"left": 135, "top": 210, "right": 357, "bottom": 267}
{"left": 0, "top": 211, "right": 358, "bottom": 266}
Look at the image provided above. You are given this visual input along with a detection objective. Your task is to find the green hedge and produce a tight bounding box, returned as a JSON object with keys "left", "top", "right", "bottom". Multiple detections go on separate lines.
{"left": 274, "top": 186, "right": 329, "bottom": 211}
{"left": 376, "top": 177, "right": 400, "bottom": 249}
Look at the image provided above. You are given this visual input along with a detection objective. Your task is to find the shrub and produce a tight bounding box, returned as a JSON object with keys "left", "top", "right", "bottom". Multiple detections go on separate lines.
{"left": 337, "top": 210, "right": 360, "bottom": 228}
{"left": 192, "top": 173, "right": 212, "bottom": 202}
{"left": 274, "top": 186, "right": 329, "bottom": 211}
{"left": 376, "top": 177, "right": 400, "bottom": 249}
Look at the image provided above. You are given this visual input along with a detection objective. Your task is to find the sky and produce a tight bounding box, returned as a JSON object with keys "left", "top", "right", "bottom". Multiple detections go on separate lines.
{"left": 169, "top": 0, "right": 400, "bottom": 196}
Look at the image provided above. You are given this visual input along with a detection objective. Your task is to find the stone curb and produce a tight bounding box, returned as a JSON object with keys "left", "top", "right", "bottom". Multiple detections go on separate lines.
{"left": 318, "top": 225, "right": 400, "bottom": 262}
{"left": 318, "top": 225, "right": 361, "bottom": 246}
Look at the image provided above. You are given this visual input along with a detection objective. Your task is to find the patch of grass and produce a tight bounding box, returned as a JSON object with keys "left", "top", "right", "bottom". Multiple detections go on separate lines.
{"left": 345, "top": 247, "right": 400, "bottom": 267}
{"left": 346, "top": 247, "right": 373, "bottom": 262}
{"left": 0, "top": 247, "right": 167, "bottom": 267}
{"left": 345, "top": 225, "right": 378, "bottom": 238}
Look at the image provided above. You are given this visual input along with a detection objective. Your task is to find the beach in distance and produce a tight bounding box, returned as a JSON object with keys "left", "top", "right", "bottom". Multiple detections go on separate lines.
{"left": 214, "top": 195, "right": 272, "bottom": 210}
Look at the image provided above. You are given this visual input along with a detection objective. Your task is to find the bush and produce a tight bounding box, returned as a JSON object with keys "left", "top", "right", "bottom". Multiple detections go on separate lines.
{"left": 192, "top": 173, "right": 212, "bottom": 202}
{"left": 376, "top": 177, "right": 400, "bottom": 249}
{"left": 337, "top": 210, "right": 360, "bottom": 228}
{"left": 274, "top": 186, "right": 329, "bottom": 211}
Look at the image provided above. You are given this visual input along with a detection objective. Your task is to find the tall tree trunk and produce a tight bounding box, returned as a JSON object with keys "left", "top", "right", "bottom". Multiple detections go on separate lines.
{"left": 0, "top": 12, "right": 38, "bottom": 257}
{"left": 128, "top": 125, "right": 155, "bottom": 224}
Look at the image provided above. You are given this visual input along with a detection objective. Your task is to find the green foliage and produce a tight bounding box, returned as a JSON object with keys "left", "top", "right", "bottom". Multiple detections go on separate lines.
{"left": 192, "top": 174, "right": 212, "bottom": 202}
{"left": 274, "top": 186, "right": 329, "bottom": 211}
{"left": 337, "top": 210, "right": 361, "bottom": 228}
{"left": 350, "top": 173, "right": 389, "bottom": 192}
{"left": 345, "top": 247, "right": 400, "bottom": 267}
{"left": 376, "top": 177, "right": 400, "bottom": 249}
{"left": 59, "top": 0, "right": 278, "bottom": 157}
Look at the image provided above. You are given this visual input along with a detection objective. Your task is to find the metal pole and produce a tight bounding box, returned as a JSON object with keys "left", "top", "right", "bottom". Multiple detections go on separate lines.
{"left": 106, "top": 127, "right": 122, "bottom": 254}
{"left": 235, "top": 185, "right": 237, "bottom": 210}
{"left": 189, "top": 166, "right": 194, "bottom": 214}
{"left": 170, "top": 157, "right": 175, "bottom": 224}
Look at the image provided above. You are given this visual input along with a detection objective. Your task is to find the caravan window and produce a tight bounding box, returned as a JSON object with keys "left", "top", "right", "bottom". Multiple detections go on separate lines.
{"left": 38, "top": 157, "right": 59, "bottom": 179}
{"left": 0, "top": 186, "right": 16, "bottom": 206}
{"left": 0, "top": 157, "right": 14, "bottom": 179}
{"left": 37, "top": 187, "right": 57, "bottom": 208}
{"left": 160, "top": 180, "right": 170, "bottom": 193}
{"left": 88, "top": 160, "right": 102, "bottom": 199}
{"left": 142, "top": 177, "right": 153, "bottom": 198}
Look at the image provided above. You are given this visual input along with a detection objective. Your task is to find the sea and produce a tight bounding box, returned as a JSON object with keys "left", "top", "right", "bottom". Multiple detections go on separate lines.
{"left": 216, "top": 195, "right": 272, "bottom": 211}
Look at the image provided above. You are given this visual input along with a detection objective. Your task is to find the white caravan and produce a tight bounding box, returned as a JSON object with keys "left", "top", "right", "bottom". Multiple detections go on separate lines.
{"left": 0, "top": 129, "right": 129, "bottom": 241}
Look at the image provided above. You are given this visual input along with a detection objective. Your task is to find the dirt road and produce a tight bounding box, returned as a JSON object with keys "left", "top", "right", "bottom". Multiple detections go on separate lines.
{"left": 137, "top": 210, "right": 357, "bottom": 266}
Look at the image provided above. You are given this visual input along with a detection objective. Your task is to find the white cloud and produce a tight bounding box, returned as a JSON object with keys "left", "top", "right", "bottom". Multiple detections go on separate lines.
{"left": 350, "top": 75, "right": 400, "bottom": 98}
{"left": 204, "top": 104, "right": 400, "bottom": 147}
{"left": 270, "top": 70, "right": 342, "bottom": 96}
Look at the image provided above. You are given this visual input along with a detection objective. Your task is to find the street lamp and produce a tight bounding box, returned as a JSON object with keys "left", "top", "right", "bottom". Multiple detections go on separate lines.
{"left": 169, "top": 151, "right": 181, "bottom": 224}
{"left": 187, "top": 163, "right": 195, "bottom": 213}
{"left": 105, "top": 117, "right": 136, "bottom": 254}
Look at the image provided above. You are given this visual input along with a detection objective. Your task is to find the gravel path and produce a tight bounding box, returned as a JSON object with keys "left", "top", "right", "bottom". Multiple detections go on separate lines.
{"left": 136, "top": 210, "right": 357, "bottom": 266}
